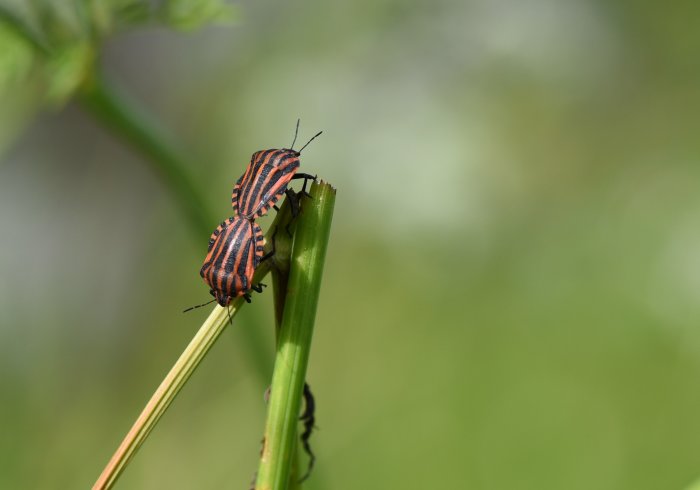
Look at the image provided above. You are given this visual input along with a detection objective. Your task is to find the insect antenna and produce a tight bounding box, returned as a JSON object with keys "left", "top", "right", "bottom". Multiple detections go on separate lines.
{"left": 290, "top": 118, "right": 301, "bottom": 150}
{"left": 183, "top": 298, "right": 216, "bottom": 313}
{"left": 298, "top": 131, "right": 323, "bottom": 154}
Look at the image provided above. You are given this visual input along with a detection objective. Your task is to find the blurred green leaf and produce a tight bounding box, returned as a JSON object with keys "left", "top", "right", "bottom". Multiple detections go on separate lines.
{"left": 44, "top": 41, "right": 94, "bottom": 104}
{"left": 161, "top": 0, "right": 237, "bottom": 30}
{"left": 0, "top": 0, "right": 237, "bottom": 107}
{"left": 109, "top": 1, "right": 152, "bottom": 29}
{"left": 0, "top": 3, "right": 51, "bottom": 53}
{"left": 0, "top": 21, "right": 35, "bottom": 94}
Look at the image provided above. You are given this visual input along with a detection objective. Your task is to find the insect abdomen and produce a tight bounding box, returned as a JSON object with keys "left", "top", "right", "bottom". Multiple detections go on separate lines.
{"left": 200, "top": 217, "right": 264, "bottom": 306}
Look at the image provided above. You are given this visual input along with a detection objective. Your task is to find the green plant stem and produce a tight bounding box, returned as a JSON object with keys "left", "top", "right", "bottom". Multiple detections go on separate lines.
{"left": 255, "top": 181, "right": 336, "bottom": 490}
{"left": 268, "top": 198, "right": 300, "bottom": 486}
{"left": 0, "top": 6, "right": 52, "bottom": 55}
{"left": 79, "top": 72, "right": 215, "bottom": 239}
{"left": 92, "top": 202, "right": 292, "bottom": 489}
{"left": 92, "top": 300, "right": 246, "bottom": 490}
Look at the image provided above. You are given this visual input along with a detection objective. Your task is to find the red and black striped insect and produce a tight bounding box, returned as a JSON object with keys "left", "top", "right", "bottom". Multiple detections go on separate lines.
{"left": 199, "top": 216, "right": 268, "bottom": 306}
{"left": 231, "top": 122, "right": 322, "bottom": 220}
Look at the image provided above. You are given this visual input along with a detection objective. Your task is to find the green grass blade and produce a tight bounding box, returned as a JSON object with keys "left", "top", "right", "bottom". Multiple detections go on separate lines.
{"left": 92, "top": 301, "right": 243, "bottom": 490}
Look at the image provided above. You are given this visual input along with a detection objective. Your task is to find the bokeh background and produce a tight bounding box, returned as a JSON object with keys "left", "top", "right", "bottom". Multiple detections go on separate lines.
{"left": 1, "top": 0, "right": 700, "bottom": 489}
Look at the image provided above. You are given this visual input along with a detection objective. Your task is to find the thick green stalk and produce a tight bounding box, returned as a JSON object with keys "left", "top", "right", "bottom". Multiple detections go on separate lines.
{"left": 79, "top": 73, "right": 215, "bottom": 239}
{"left": 255, "top": 181, "right": 336, "bottom": 490}
{"left": 268, "top": 197, "right": 300, "bottom": 486}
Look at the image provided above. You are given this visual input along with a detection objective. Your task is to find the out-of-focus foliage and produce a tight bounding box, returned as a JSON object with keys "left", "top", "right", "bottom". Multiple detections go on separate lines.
{"left": 0, "top": 0, "right": 234, "bottom": 105}
{"left": 1, "top": 0, "right": 700, "bottom": 489}
{"left": 162, "top": 0, "right": 234, "bottom": 30}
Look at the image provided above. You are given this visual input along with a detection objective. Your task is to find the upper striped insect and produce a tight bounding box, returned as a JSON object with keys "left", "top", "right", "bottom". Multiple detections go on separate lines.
{"left": 199, "top": 216, "right": 266, "bottom": 306}
{"left": 231, "top": 122, "right": 322, "bottom": 219}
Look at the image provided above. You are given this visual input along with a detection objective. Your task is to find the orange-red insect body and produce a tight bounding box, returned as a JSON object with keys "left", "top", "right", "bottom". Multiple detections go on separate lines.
{"left": 200, "top": 216, "right": 264, "bottom": 306}
{"left": 231, "top": 127, "right": 321, "bottom": 220}
{"left": 200, "top": 124, "right": 319, "bottom": 307}
{"left": 232, "top": 149, "right": 304, "bottom": 219}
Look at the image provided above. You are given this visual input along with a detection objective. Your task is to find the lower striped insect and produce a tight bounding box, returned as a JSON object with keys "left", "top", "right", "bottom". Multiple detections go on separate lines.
{"left": 199, "top": 216, "right": 267, "bottom": 306}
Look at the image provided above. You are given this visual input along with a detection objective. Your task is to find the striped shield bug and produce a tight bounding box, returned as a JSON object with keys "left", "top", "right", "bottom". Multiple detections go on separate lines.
{"left": 231, "top": 121, "right": 322, "bottom": 220}
{"left": 199, "top": 216, "right": 267, "bottom": 306}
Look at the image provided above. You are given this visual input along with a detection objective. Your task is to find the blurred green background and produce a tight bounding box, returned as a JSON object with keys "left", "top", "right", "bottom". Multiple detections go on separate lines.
{"left": 1, "top": 1, "right": 700, "bottom": 489}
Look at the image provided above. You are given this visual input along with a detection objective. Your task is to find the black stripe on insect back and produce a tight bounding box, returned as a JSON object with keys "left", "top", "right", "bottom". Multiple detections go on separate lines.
{"left": 207, "top": 220, "right": 233, "bottom": 269}
{"left": 206, "top": 220, "right": 238, "bottom": 289}
{"left": 239, "top": 224, "right": 257, "bottom": 291}
{"left": 234, "top": 225, "right": 253, "bottom": 278}
{"left": 242, "top": 151, "right": 282, "bottom": 216}
{"left": 205, "top": 221, "right": 231, "bottom": 288}
{"left": 240, "top": 150, "right": 276, "bottom": 208}
{"left": 260, "top": 155, "right": 297, "bottom": 202}
{"left": 249, "top": 161, "right": 276, "bottom": 204}
{"left": 247, "top": 150, "right": 294, "bottom": 213}
{"left": 214, "top": 218, "right": 246, "bottom": 274}
{"left": 216, "top": 221, "right": 248, "bottom": 296}
{"left": 202, "top": 219, "right": 232, "bottom": 272}
{"left": 222, "top": 221, "right": 245, "bottom": 274}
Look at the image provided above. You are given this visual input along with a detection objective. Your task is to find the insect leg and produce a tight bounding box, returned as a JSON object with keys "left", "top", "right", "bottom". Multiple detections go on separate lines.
{"left": 298, "top": 382, "right": 317, "bottom": 482}
{"left": 291, "top": 173, "right": 317, "bottom": 197}
{"left": 283, "top": 190, "right": 304, "bottom": 237}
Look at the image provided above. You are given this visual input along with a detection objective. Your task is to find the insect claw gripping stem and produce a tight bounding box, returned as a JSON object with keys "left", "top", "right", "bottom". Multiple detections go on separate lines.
{"left": 291, "top": 172, "right": 317, "bottom": 198}
{"left": 286, "top": 188, "right": 301, "bottom": 220}
{"left": 303, "top": 176, "right": 316, "bottom": 198}
{"left": 283, "top": 189, "right": 311, "bottom": 237}
{"left": 242, "top": 283, "right": 267, "bottom": 304}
